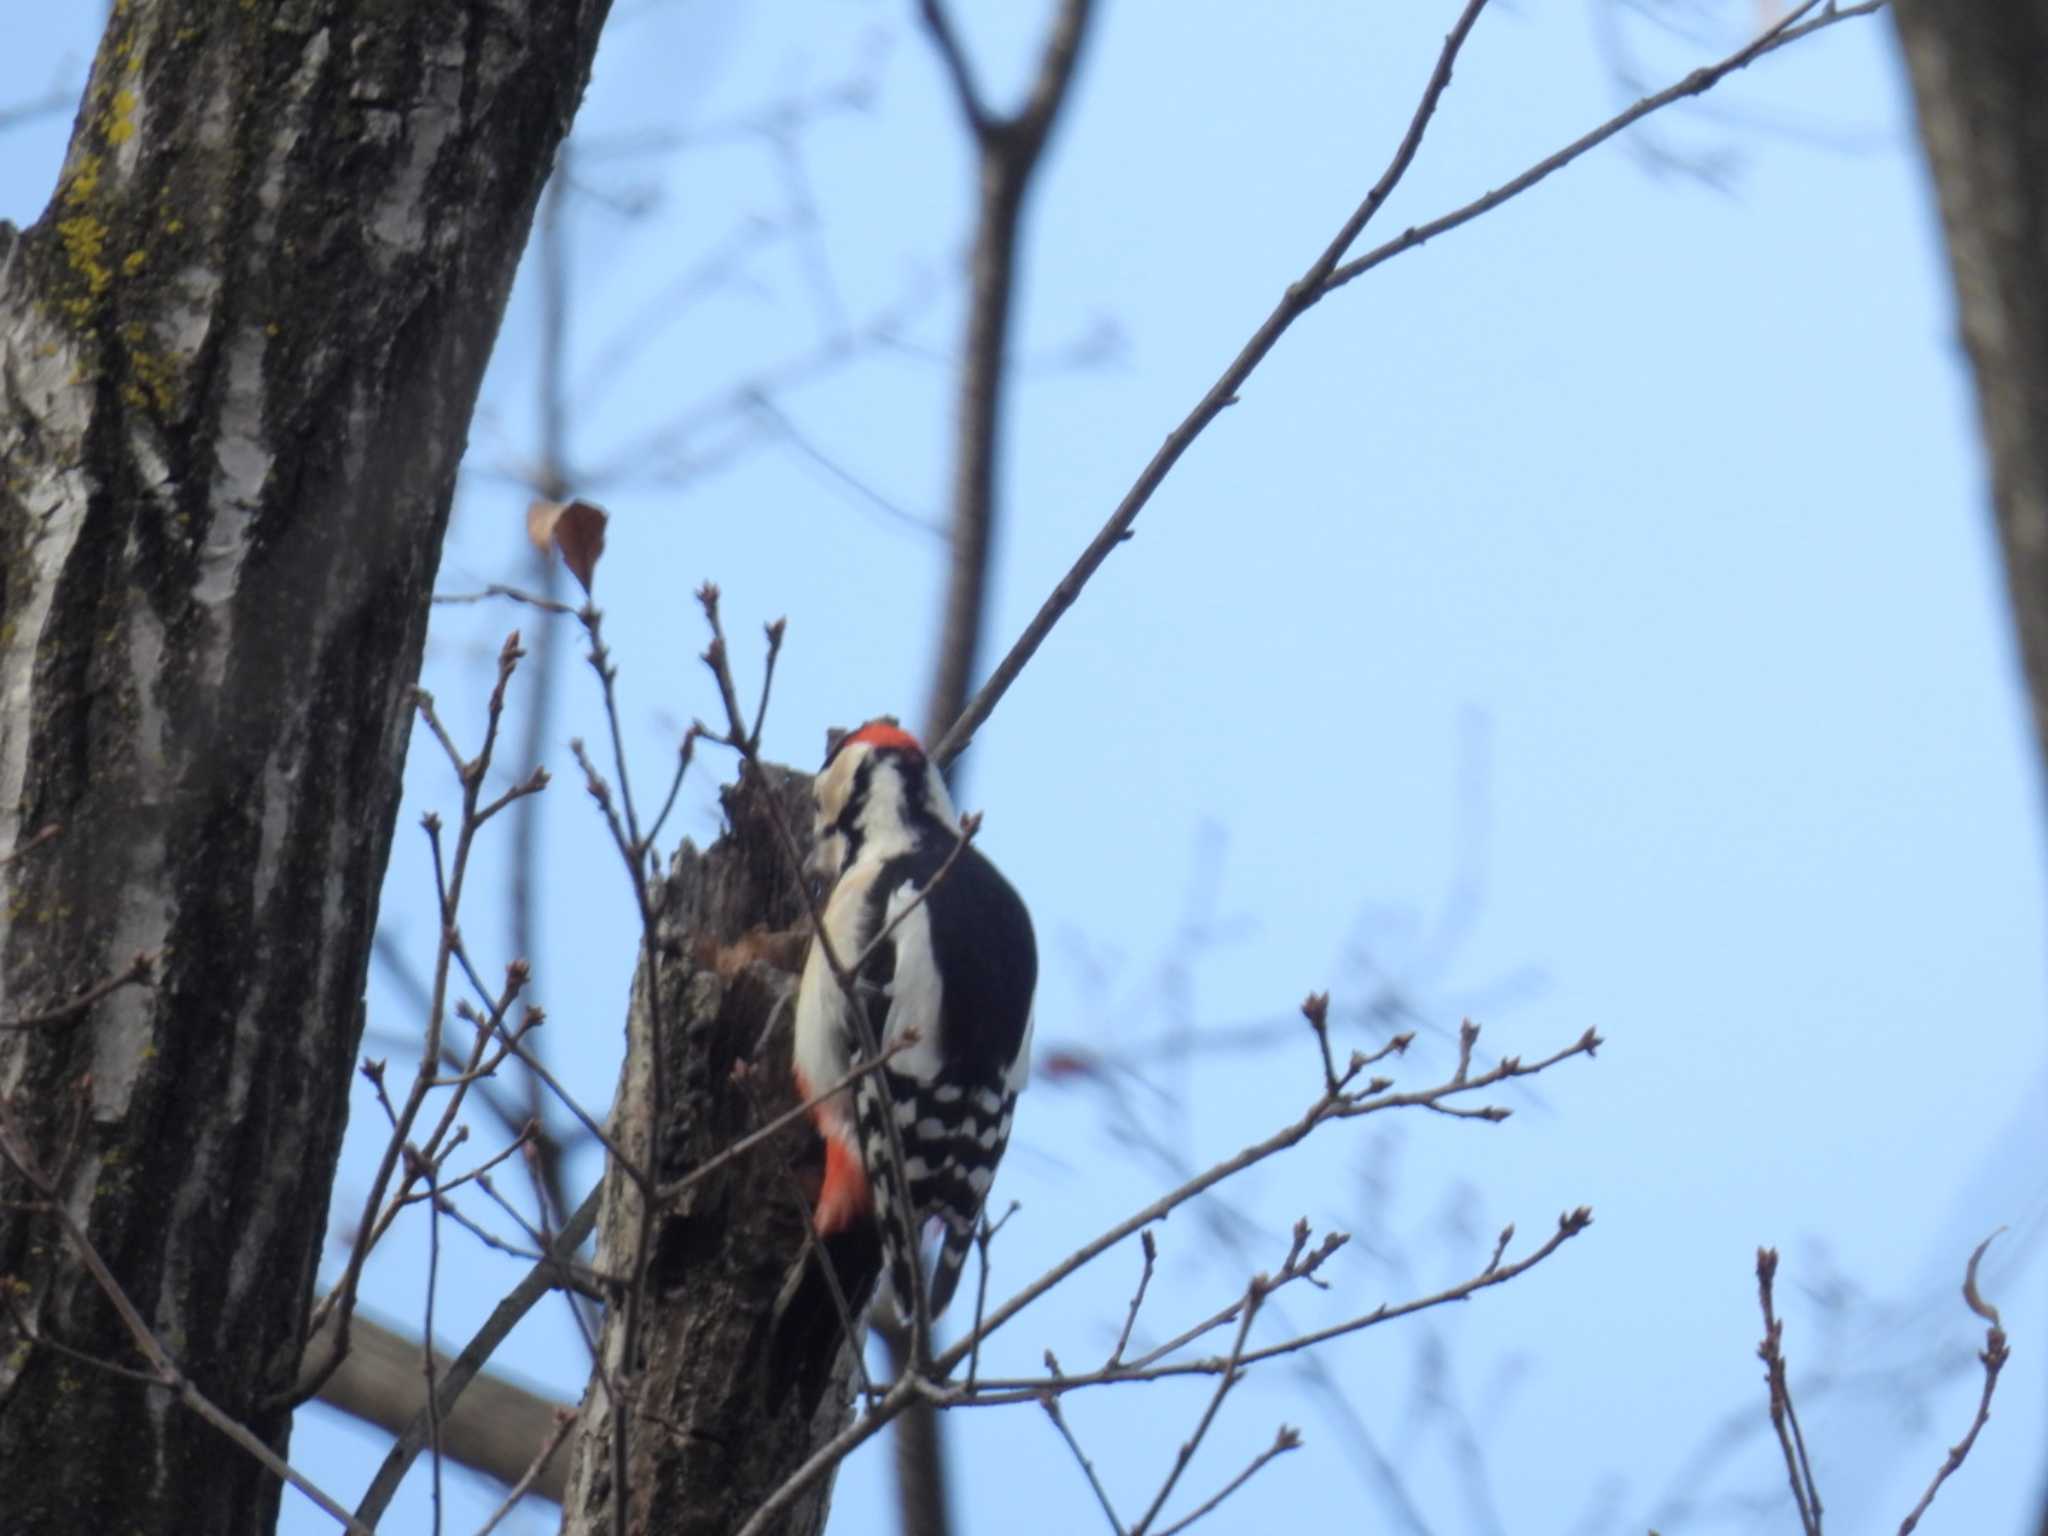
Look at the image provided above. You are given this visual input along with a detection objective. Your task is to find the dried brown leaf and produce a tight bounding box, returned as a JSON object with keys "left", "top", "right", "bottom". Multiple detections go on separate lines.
{"left": 526, "top": 497, "right": 608, "bottom": 595}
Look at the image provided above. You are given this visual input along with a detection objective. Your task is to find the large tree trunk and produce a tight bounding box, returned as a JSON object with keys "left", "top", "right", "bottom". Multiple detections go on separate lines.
{"left": 0, "top": 3, "right": 610, "bottom": 1532}
{"left": 1890, "top": 8, "right": 2048, "bottom": 1533}
{"left": 560, "top": 765, "right": 859, "bottom": 1536}
{"left": 1893, "top": 3, "right": 2048, "bottom": 772}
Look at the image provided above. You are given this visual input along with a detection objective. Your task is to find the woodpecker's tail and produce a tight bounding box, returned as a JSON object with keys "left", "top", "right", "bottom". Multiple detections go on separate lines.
{"left": 871, "top": 1217, "right": 975, "bottom": 1325}
{"left": 933, "top": 1220, "right": 979, "bottom": 1317}
{"left": 767, "top": 1221, "right": 881, "bottom": 1416}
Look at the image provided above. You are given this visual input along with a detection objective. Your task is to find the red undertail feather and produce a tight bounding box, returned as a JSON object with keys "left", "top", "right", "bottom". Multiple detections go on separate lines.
{"left": 814, "top": 1130, "right": 871, "bottom": 1235}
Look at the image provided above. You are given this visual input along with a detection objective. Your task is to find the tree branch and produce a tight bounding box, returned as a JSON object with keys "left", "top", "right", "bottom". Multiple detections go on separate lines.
{"left": 918, "top": 0, "right": 1100, "bottom": 760}
{"left": 733, "top": 1017, "right": 1599, "bottom": 1535}
{"left": 0, "top": 3, "right": 616, "bottom": 1528}
{"left": 1896, "top": 1233, "right": 2011, "bottom": 1535}
{"left": 931, "top": 0, "right": 1883, "bottom": 767}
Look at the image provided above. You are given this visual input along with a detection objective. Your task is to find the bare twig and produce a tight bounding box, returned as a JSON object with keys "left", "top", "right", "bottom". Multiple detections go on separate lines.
{"left": 422, "top": 1154, "right": 448, "bottom": 1536}
{"left": 1119, "top": 1223, "right": 1346, "bottom": 1377}
{"left": 750, "top": 620, "right": 787, "bottom": 754}
{"left": 1482, "top": 1222, "right": 1515, "bottom": 1278}
{"left": 340, "top": 965, "right": 533, "bottom": 1281}
{"left": 734, "top": 1377, "right": 917, "bottom": 1536}
{"left": 1755, "top": 1248, "right": 1824, "bottom": 1536}
{"left": 1321, "top": 1, "right": 1889, "bottom": 298}
{"left": 475, "top": 1410, "right": 577, "bottom": 1536}
{"left": 1300, "top": 992, "right": 1339, "bottom": 1095}
{"left": 489, "top": 1017, "right": 646, "bottom": 1189}
{"left": 371, "top": 932, "right": 532, "bottom": 1138}
{"left": 914, "top": 0, "right": 992, "bottom": 135}
{"left": 695, "top": 587, "right": 754, "bottom": 759}
{"left": 1039, "top": 1361, "right": 1127, "bottom": 1536}
{"left": 560, "top": 603, "right": 676, "bottom": 1536}
{"left": 644, "top": 726, "right": 702, "bottom": 853}
{"left": 398, "top": 1124, "right": 535, "bottom": 1206}
{"left": 302, "top": 1311, "right": 573, "bottom": 1504}
{"left": 1131, "top": 1278, "right": 1266, "bottom": 1536}
{"left": 969, "top": 1217, "right": 1555, "bottom": 1405}
{"left": 0, "top": 951, "right": 157, "bottom": 1031}
{"left": 940, "top": 1026, "right": 1599, "bottom": 1386}
{"left": 1152, "top": 1424, "right": 1301, "bottom": 1536}
{"left": 473, "top": 1172, "right": 552, "bottom": 1254}
{"left": 749, "top": 396, "right": 943, "bottom": 535}
{"left": 422, "top": 1003, "right": 537, "bottom": 1088}
{"left": 1896, "top": 1232, "right": 2012, "bottom": 1535}
{"left": 512, "top": 1172, "right": 615, "bottom": 1370}
{"left": 1106, "top": 1229, "right": 1159, "bottom": 1369}
{"left": 732, "top": 1017, "right": 1598, "bottom": 1536}
{"left": 432, "top": 583, "right": 581, "bottom": 616}
{"left": 966, "top": 1201, "right": 1020, "bottom": 1390}
{"left": 428, "top": 1191, "right": 546, "bottom": 1267}
{"left": 299, "top": 637, "right": 533, "bottom": 1408}
{"left": 353, "top": 1187, "right": 601, "bottom": 1525}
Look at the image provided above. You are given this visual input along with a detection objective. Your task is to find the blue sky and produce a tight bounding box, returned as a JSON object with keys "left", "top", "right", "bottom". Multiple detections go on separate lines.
{"left": 7, "top": 4, "right": 2044, "bottom": 1534}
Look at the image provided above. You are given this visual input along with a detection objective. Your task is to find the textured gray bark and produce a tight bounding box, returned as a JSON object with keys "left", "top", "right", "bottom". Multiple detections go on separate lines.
{"left": 1892, "top": 9, "right": 2048, "bottom": 1533}
{"left": 0, "top": 2, "right": 610, "bottom": 1531}
{"left": 560, "top": 765, "right": 857, "bottom": 1536}
{"left": 1894, "top": 3, "right": 2048, "bottom": 775}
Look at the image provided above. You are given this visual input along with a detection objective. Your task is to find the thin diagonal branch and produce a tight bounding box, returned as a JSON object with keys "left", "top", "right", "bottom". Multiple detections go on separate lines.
{"left": 929, "top": 0, "right": 1485, "bottom": 764}
{"left": 0, "top": 951, "right": 157, "bottom": 1031}
{"left": 1130, "top": 1279, "right": 1265, "bottom": 1536}
{"left": 1152, "top": 1425, "right": 1301, "bottom": 1536}
{"left": 475, "top": 1410, "right": 577, "bottom": 1536}
{"left": 932, "top": 0, "right": 1883, "bottom": 767}
{"left": 1896, "top": 1233, "right": 2011, "bottom": 1535}
{"left": 1040, "top": 1370, "right": 1127, "bottom": 1536}
{"left": 1320, "top": 1, "right": 1888, "bottom": 298}
{"left": 915, "top": 0, "right": 991, "bottom": 136}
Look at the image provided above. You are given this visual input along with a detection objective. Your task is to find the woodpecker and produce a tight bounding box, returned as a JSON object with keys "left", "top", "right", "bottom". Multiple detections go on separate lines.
{"left": 790, "top": 718, "right": 1037, "bottom": 1324}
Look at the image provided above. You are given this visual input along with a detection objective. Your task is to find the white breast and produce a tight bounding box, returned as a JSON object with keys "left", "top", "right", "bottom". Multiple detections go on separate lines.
{"left": 792, "top": 861, "right": 953, "bottom": 1136}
